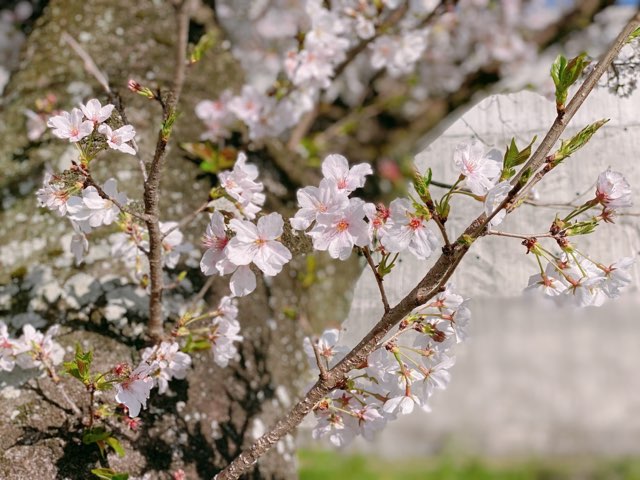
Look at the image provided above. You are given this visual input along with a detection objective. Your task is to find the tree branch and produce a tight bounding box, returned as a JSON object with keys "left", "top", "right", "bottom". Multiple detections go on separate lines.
{"left": 213, "top": 12, "right": 640, "bottom": 479}
{"left": 143, "top": 0, "right": 191, "bottom": 342}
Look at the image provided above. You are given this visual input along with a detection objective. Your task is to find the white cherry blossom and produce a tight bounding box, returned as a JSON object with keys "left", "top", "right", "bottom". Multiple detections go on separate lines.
{"left": 290, "top": 179, "right": 349, "bottom": 231}
{"left": 321, "top": 154, "right": 373, "bottom": 193}
{"left": 80, "top": 98, "right": 114, "bottom": 124}
{"left": 227, "top": 213, "right": 292, "bottom": 277}
{"left": 0, "top": 321, "right": 16, "bottom": 372}
{"left": 142, "top": 341, "right": 192, "bottom": 395}
{"left": 218, "top": 152, "right": 265, "bottom": 219}
{"left": 595, "top": 168, "right": 632, "bottom": 210}
{"left": 308, "top": 197, "right": 370, "bottom": 260}
{"left": 303, "top": 329, "right": 349, "bottom": 370}
{"left": 200, "top": 211, "right": 234, "bottom": 276}
{"left": 67, "top": 178, "right": 127, "bottom": 232}
{"left": 47, "top": 108, "right": 93, "bottom": 142}
{"left": 380, "top": 198, "right": 439, "bottom": 260}
{"left": 453, "top": 140, "right": 501, "bottom": 195}
{"left": 98, "top": 124, "right": 136, "bottom": 155}
{"left": 115, "top": 363, "right": 155, "bottom": 418}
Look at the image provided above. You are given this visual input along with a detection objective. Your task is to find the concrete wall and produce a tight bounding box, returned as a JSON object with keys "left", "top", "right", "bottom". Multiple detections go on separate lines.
{"left": 337, "top": 88, "right": 640, "bottom": 458}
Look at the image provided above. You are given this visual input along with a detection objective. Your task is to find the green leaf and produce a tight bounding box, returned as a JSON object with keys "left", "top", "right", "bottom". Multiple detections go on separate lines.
{"left": 91, "top": 468, "right": 129, "bottom": 480}
{"left": 628, "top": 27, "right": 640, "bottom": 43}
{"left": 75, "top": 344, "right": 93, "bottom": 381}
{"left": 189, "top": 31, "right": 217, "bottom": 64}
{"left": 565, "top": 218, "right": 599, "bottom": 236}
{"left": 83, "top": 427, "right": 111, "bottom": 445}
{"left": 554, "top": 119, "right": 609, "bottom": 164}
{"left": 551, "top": 54, "right": 568, "bottom": 107}
{"left": 183, "top": 335, "right": 211, "bottom": 354}
{"left": 551, "top": 53, "right": 590, "bottom": 111}
{"left": 412, "top": 169, "right": 433, "bottom": 206}
{"left": 95, "top": 374, "right": 114, "bottom": 391}
{"left": 62, "top": 361, "right": 82, "bottom": 382}
{"left": 435, "top": 200, "right": 450, "bottom": 222}
{"left": 500, "top": 136, "right": 537, "bottom": 181}
{"left": 161, "top": 109, "right": 179, "bottom": 141}
{"left": 180, "top": 142, "right": 236, "bottom": 174}
{"left": 105, "top": 436, "right": 126, "bottom": 458}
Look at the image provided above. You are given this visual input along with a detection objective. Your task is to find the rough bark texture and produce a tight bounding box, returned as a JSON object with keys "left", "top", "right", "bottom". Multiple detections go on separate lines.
{"left": 0, "top": 1, "right": 361, "bottom": 478}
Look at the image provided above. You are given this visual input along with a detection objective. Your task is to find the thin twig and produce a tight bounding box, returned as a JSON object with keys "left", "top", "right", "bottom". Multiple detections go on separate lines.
{"left": 213, "top": 12, "right": 640, "bottom": 480}
{"left": 486, "top": 230, "right": 553, "bottom": 240}
{"left": 161, "top": 200, "right": 211, "bottom": 241}
{"left": 311, "top": 341, "right": 329, "bottom": 381}
{"left": 362, "top": 247, "right": 390, "bottom": 313}
{"left": 187, "top": 275, "right": 216, "bottom": 310}
{"left": 61, "top": 32, "right": 110, "bottom": 93}
{"left": 42, "top": 357, "right": 83, "bottom": 417}
{"left": 84, "top": 174, "right": 153, "bottom": 223}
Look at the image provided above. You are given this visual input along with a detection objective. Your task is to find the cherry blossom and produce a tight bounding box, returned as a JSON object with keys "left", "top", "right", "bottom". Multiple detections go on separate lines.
{"left": 200, "top": 211, "right": 234, "bottom": 276}
{"left": 195, "top": 90, "right": 234, "bottom": 141}
{"left": 0, "top": 321, "right": 16, "bottom": 372}
{"left": 303, "top": 329, "right": 349, "bottom": 370}
{"left": 595, "top": 168, "right": 632, "bottom": 210}
{"left": 69, "top": 220, "right": 89, "bottom": 265}
{"left": 142, "top": 341, "right": 192, "bottom": 395}
{"left": 484, "top": 180, "right": 511, "bottom": 226}
{"left": 210, "top": 314, "right": 243, "bottom": 368}
{"left": 47, "top": 108, "right": 93, "bottom": 142}
{"left": 453, "top": 140, "right": 502, "bottom": 195}
{"left": 308, "top": 197, "right": 370, "bottom": 260}
{"left": 36, "top": 172, "right": 72, "bottom": 216}
{"left": 218, "top": 152, "right": 266, "bottom": 219}
{"left": 321, "top": 154, "right": 373, "bottom": 193}
{"left": 290, "top": 179, "right": 349, "bottom": 231}
{"left": 67, "top": 178, "right": 127, "bottom": 232}
{"left": 160, "top": 222, "right": 192, "bottom": 270}
{"left": 80, "top": 98, "right": 114, "bottom": 125}
{"left": 14, "top": 324, "right": 65, "bottom": 370}
{"left": 597, "top": 257, "right": 635, "bottom": 297}
{"left": 115, "top": 363, "right": 155, "bottom": 418}
{"left": 98, "top": 124, "right": 137, "bottom": 155}
{"left": 525, "top": 270, "right": 568, "bottom": 297}
{"left": 380, "top": 198, "right": 439, "bottom": 260}
{"left": 226, "top": 213, "right": 292, "bottom": 277}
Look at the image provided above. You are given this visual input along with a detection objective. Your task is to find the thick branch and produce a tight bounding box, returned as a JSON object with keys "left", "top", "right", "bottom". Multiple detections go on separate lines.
{"left": 214, "top": 12, "right": 640, "bottom": 480}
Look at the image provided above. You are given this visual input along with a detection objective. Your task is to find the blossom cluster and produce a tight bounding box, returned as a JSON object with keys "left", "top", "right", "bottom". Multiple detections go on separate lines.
{"left": 200, "top": 153, "right": 292, "bottom": 296}
{"left": 525, "top": 168, "right": 634, "bottom": 307}
{"left": 291, "top": 153, "right": 444, "bottom": 262}
{"left": 114, "top": 340, "right": 192, "bottom": 417}
{"left": 196, "top": 0, "right": 559, "bottom": 142}
{"left": 35, "top": 98, "right": 140, "bottom": 264}
{"left": 46, "top": 98, "right": 136, "bottom": 154}
{"left": 0, "top": 321, "right": 64, "bottom": 373}
{"left": 306, "top": 284, "right": 468, "bottom": 446}
{"left": 114, "top": 295, "right": 240, "bottom": 417}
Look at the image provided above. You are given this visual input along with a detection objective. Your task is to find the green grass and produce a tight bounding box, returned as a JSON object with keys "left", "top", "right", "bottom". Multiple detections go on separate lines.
{"left": 298, "top": 450, "right": 640, "bottom": 480}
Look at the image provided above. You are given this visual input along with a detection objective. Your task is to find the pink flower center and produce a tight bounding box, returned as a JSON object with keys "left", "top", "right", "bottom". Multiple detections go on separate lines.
{"left": 203, "top": 235, "right": 228, "bottom": 251}
{"left": 336, "top": 219, "right": 349, "bottom": 232}
{"left": 408, "top": 217, "right": 422, "bottom": 230}
{"left": 337, "top": 178, "right": 348, "bottom": 189}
